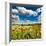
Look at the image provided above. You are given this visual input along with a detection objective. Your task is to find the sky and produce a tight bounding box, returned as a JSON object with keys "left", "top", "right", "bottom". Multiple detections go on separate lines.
{"left": 11, "top": 5, "right": 42, "bottom": 24}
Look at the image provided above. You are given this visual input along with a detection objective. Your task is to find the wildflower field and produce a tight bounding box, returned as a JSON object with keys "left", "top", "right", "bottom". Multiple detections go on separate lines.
{"left": 10, "top": 24, "right": 41, "bottom": 40}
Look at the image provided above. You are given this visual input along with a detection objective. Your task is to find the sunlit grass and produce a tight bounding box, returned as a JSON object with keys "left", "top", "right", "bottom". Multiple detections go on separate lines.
{"left": 10, "top": 24, "right": 41, "bottom": 40}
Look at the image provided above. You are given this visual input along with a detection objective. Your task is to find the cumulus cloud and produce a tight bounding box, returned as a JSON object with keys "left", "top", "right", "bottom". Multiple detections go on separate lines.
{"left": 16, "top": 6, "right": 27, "bottom": 14}
{"left": 16, "top": 6, "right": 38, "bottom": 16}
{"left": 11, "top": 15, "right": 21, "bottom": 24}
{"left": 36, "top": 8, "right": 41, "bottom": 13}
{"left": 12, "top": 6, "right": 41, "bottom": 17}
{"left": 16, "top": 6, "right": 26, "bottom": 10}
{"left": 12, "top": 14, "right": 19, "bottom": 19}
{"left": 12, "top": 9, "right": 19, "bottom": 14}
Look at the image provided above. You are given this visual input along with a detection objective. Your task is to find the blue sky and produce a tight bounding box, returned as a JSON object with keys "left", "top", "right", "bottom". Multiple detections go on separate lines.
{"left": 11, "top": 5, "right": 42, "bottom": 24}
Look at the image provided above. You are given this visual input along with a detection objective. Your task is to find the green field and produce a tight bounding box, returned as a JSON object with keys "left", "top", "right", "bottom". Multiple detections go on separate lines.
{"left": 10, "top": 24, "right": 41, "bottom": 40}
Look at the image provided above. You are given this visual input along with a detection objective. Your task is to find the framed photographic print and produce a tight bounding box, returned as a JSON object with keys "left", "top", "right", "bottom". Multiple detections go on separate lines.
{"left": 5, "top": 2, "right": 43, "bottom": 44}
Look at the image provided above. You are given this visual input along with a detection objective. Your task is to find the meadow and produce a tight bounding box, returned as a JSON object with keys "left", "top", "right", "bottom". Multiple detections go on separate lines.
{"left": 10, "top": 24, "right": 41, "bottom": 40}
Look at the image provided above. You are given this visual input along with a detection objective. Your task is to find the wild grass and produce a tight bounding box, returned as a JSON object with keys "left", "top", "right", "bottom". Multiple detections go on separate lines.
{"left": 10, "top": 24, "right": 41, "bottom": 40}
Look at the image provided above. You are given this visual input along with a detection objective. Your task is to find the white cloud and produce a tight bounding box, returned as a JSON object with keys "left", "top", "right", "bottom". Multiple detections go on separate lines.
{"left": 36, "top": 8, "right": 41, "bottom": 13}
{"left": 12, "top": 14, "right": 19, "bottom": 19}
{"left": 16, "top": 6, "right": 27, "bottom": 14}
{"left": 32, "top": 11, "right": 38, "bottom": 16}
{"left": 12, "top": 9, "right": 19, "bottom": 14}
{"left": 16, "top": 6, "right": 38, "bottom": 16}
{"left": 11, "top": 14, "right": 20, "bottom": 24}
{"left": 12, "top": 6, "right": 41, "bottom": 17}
{"left": 16, "top": 6, "right": 26, "bottom": 10}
